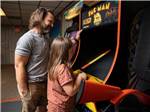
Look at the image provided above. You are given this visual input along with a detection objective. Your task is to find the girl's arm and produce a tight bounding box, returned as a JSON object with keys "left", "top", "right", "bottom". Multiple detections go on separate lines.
{"left": 69, "top": 30, "right": 82, "bottom": 64}
{"left": 70, "top": 30, "right": 82, "bottom": 44}
{"left": 62, "top": 72, "right": 86, "bottom": 96}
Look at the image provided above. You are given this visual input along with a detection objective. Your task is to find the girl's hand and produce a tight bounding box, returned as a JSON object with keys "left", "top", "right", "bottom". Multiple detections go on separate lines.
{"left": 75, "top": 30, "right": 82, "bottom": 41}
{"left": 79, "top": 72, "right": 87, "bottom": 80}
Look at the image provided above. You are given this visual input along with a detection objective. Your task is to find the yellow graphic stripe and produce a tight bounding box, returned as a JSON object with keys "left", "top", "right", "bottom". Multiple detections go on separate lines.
{"left": 81, "top": 49, "right": 111, "bottom": 69}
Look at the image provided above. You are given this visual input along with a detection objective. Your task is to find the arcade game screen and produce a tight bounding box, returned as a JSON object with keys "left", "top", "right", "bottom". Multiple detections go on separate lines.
{"left": 72, "top": 1, "right": 118, "bottom": 81}
{"left": 73, "top": 23, "right": 117, "bottom": 81}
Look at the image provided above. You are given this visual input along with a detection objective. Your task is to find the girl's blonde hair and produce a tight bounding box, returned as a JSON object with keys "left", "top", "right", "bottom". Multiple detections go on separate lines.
{"left": 48, "top": 37, "right": 72, "bottom": 80}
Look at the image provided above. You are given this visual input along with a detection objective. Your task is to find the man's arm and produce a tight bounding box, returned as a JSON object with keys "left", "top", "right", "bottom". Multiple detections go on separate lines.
{"left": 15, "top": 54, "right": 29, "bottom": 97}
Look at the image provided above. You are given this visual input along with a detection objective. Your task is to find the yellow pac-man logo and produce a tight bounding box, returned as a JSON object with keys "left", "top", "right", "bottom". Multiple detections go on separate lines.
{"left": 93, "top": 12, "right": 102, "bottom": 26}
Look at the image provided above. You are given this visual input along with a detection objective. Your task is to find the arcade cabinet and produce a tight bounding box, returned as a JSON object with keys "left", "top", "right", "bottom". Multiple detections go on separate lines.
{"left": 64, "top": 1, "right": 150, "bottom": 112}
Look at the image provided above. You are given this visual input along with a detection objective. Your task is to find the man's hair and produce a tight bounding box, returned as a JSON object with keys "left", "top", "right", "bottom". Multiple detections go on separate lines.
{"left": 29, "top": 7, "right": 54, "bottom": 29}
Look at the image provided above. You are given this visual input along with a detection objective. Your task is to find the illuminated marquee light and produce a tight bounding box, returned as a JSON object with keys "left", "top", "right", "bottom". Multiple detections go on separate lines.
{"left": 88, "top": 2, "right": 110, "bottom": 17}
{"left": 82, "top": 1, "right": 118, "bottom": 29}
{"left": 97, "top": 2, "right": 110, "bottom": 12}
{"left": 64, "top": 1, "right": 83, "bottom": 20}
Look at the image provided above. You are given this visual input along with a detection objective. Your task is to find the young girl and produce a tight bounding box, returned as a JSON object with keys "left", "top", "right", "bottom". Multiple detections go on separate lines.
{"left": 47, "top": 36, "right": 86, "bottom": 112}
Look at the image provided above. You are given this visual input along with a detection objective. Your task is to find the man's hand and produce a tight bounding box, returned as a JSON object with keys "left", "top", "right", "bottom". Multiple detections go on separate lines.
{"left": 17, "top": 84, "right": 28, "bottom": 97}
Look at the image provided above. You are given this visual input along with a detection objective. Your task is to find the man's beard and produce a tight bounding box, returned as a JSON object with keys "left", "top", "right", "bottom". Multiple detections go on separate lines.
{"left": 40, "top": 22, "right": 51, "bottom": 35}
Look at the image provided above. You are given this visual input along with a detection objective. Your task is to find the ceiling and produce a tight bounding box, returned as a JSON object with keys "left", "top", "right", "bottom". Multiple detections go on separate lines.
{"left": 1, "top": 1, "right": 77, "bottom": 26}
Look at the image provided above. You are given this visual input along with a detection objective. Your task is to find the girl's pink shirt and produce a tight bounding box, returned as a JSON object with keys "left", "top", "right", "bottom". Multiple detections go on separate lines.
{"left": 47, "top": 64, "right": 75, "bottom": 112}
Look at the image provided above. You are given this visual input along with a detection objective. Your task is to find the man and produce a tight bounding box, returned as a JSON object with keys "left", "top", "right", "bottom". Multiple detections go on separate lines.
{"left": 15, "top": 7, "right": 54, "bottom": 112}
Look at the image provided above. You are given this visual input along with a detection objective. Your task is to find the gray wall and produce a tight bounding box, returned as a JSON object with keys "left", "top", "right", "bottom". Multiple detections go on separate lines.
{"left": 1, "top": 25, "right": 28, "bottom": 64}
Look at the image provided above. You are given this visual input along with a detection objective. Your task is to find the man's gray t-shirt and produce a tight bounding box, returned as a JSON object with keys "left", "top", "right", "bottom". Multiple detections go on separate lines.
{"left": 15, "top": 30, "right": 51, "bottom": 83}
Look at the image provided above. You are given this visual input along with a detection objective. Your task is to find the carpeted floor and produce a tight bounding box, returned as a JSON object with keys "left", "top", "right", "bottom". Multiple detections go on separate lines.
{"left": 1, "top": 65, "right": 21, "bottom": 112}
{"left": 1, "top": 101, "right": 22, "bottom": 112}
